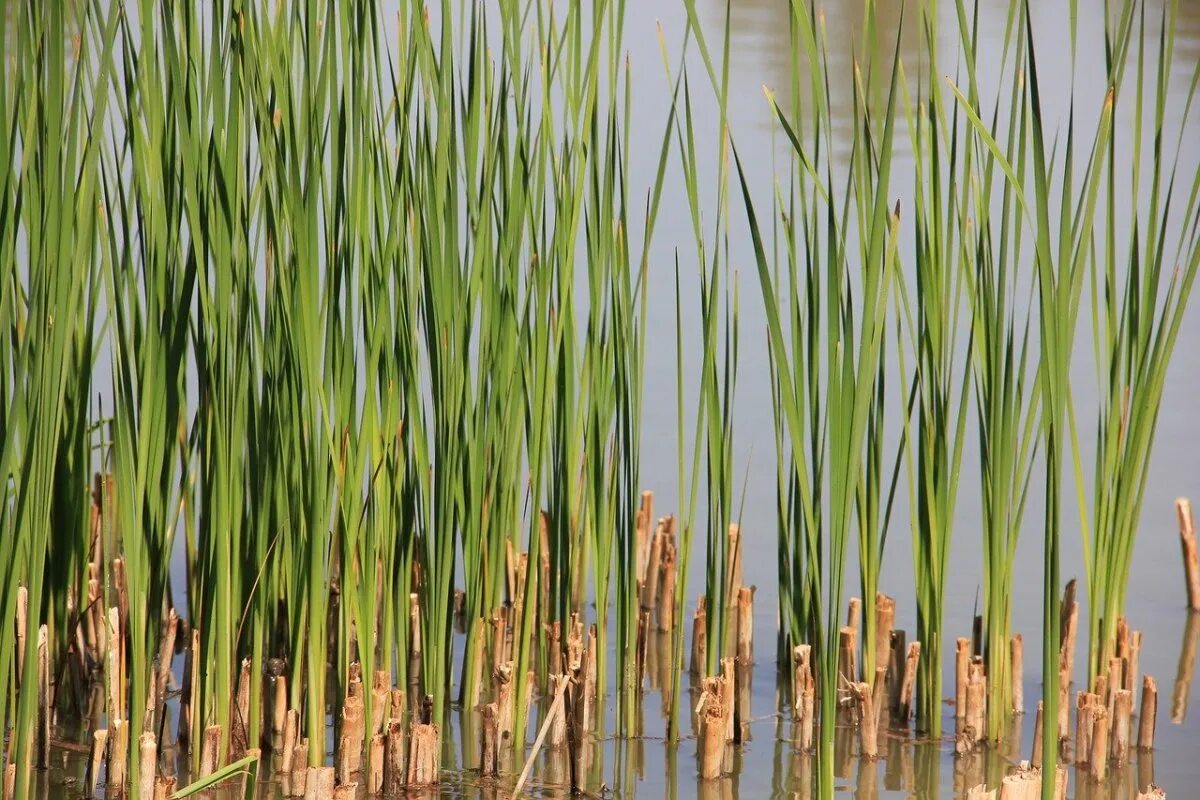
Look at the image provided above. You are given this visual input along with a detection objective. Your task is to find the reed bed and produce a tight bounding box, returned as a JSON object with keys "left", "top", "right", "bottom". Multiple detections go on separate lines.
{"left": 1079, "top": 0, "right": 1200, "bottom": 685}
{"left": 952, "top": 0, "right": 1042, "bottom": 741}
{"left": 2, "top": 0, "right": 1199, "bottom": 799}
{"left": 895, "top": 0, "right": 973, "bottom": 740}
{"left": 729, "top": 0, "right": 902, "bottom": 790}
{"left": 3, "top": 0, "right": 673, "bottom": 793}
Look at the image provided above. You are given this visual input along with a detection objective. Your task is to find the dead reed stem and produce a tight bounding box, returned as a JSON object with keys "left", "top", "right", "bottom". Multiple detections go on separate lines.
{"left": 698, "top": 678, "right": 726, "bottom": 780}
{"left": 384, "top": 722, "right": 405, "bottom": 794}
{"left": 89, "top": 729, "right": 107, "bottom": 798}
{"left": 1011, "top": 635, "right": 1024, "bottom": 714}
{"left": 108, "top": 719, "right": 129, "bottom": 796}
{"left": 1075, "top": 693, "right": 1095, "bottom": 765}
{"left": 152, "top": 776, "right": 175, "bottom": 800}
{"left": 1112, "top": 688, "right": 1133, "bottom": 765}
{"left": 965, "top": 662, "right": 986, "bottom": 747}
{"left": 1178, "top": 498, "right": 1200, "bottom": 611}
{"left": 873, "top": 594, "right": 895, "bottom": 680}
{"left": 854, "top": 681, "right": 878, "bottom": 758}
{"left": 480, "top": 703, "right": 498, "bottom": 777}
{"left": 406, "top": 722, "right": 440, "bottom": 786}
{"left": 898, "top": 642, "right": 920, "bottom": 722}
{"left": 304, "top": 766, "right": 334, "bottom": 800}
{"left": 367, "top": 734, "right": 384, "bottom": 793}
{"left": 735, "top": 586, "right": 754, "bottom": 666}
{"left": 1138, "top": 675, "right": 1158, "bottom": 750}
{"left": 956, "top": 637, "right": 971, "bottom": 719}
{"left": 1031, "top": 702, "right": 1043, "bottom": 769}
{"left": 1090, "top": 706, "right": 1110, "bottom": 779}
{"left": 138, "top": 732, "right": 157, "bottom": 800}
{"left": 691, "top": 597, "right": 707, "bottom": 677}
{"left": 286, "top": 741, "right": 306, "bottom": 796}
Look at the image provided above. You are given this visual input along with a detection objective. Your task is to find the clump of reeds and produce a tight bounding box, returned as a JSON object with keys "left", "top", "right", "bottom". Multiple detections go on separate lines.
{"left": 1, "top": 0, "right": 674, "bottom": 795}
{"left": 895, "top": 0, "right": 973, "bottom": 739}
{"left": 1, "top": 1, "right": 114, "bottom": 794}
{"left": 5, "top": 0, "right": 1200, "bottom": 798}
{"left": 949, "top": 0, "right": 1041, "bottom": 740}
{"left": 663, "top": 2, "right": 748, "bottom": 717}
{"left": 728, "top": 2, "right": 903, "bottom": 791}
{"left": 1079, "top": 0, "right": 1200, "bottom": 684}
{"left": 952, "top": 0, "right": 1119, "bottom": 785}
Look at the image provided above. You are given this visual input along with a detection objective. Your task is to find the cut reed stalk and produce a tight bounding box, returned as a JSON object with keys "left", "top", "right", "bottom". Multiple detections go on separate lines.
{"left": 1179, "top": 500, "right": 1200, "bottom": 611}
{"left": 383, "top": 724, "right": 405, "bottom": 795}
{"left": 89, "top": 730, "right": 108, "bottom": 798}
{"left": 1012, "top": 636, "right": 1025, "bottom": 715}
{"left": 137, "top": 733, "right": 156, "bottom": 800}
{"left": 1139, "top": 675, "right": 1158, "bottom": 750}
{"left": 1091, "top": 707, "right": 1110, "bottom": 780}
{"left": 898, "top": 642, "right": 921, "bottom": 724}
{"left": 406, "top": 723, "right": 440, "bottom": 786}
{"left": 957, "top": 638, "right": 971, "bottom": 719}
{"left": 698, "top": 678, "right": 726, "bottom": 780}
{"left": 367, "top": 735, "right": 384, "bottom": 794}
{"left": 1031, "top": 702, "right": 1044, "bottom": 769}
{"left": 854, "top": 681, "right": 879, "bottom": 759}
{"left": 1076, "top": 693, "right": 1094, "bottom": 766}
{"left": 1112, "top": 689, "right": 1133, "bottom": 765}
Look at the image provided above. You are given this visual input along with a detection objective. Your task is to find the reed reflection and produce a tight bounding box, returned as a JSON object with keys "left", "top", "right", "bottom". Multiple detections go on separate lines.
{"left": 714, "top": 0, "right": 919, "bottom": 161}
{"left": 1171, "top": 610, "right": 1198, "bottom": 723}
{"left": 854, "top": 752, "right": 879, "bottom": 800}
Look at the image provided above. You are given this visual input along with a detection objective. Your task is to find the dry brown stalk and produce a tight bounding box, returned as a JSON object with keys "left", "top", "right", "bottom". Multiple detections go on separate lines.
{"left": 1011, "top": 634, "right": 1025, "bottom": 714}
{"left": 1139, "top": 675, "right": 1158, "bottom": 750}
{"left": 1178, "top": 498, "right": 1200, "bottom": 611}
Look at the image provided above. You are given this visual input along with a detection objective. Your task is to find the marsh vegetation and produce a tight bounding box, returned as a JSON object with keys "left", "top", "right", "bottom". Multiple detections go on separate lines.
{"left": 2, "top": 0, "right": 1199, "bottom": 798}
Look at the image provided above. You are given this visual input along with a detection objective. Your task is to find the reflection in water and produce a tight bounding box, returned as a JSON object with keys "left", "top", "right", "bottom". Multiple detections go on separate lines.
{"left": 915, "top": 740, "right": 942, "bottom": 800}
{"left": 855, "top": 750, "right": 878, "bottom": 800}
{"left": 665, "top": 738, "right": 679, "bottom": 800}
{"left": 1004, "top": 713, "right": 1023, "bottom": 765}
{"left": 952, "top": 747, "right": 984, "bottom": 796}
{"left": 710, "top": 0, "right": 1200, "bottom": 163}
{"left": 834, "top": 721, "right": 855, "bottom": 780}
{"left": 1138, "top": 747, "right": 1155, "bottom": 795}
{"left": 541, "top": 748, "right": 568, "bottom": 798}
{"left": 735, "top": 662, "right": 753, "bottom": 745}
{"left": 884, "top": 732, "right": 914, "bottom": 792}
{"left": 1074, "top": 752, "right": 1158, "bottom": 800}
{"left": 697, "top": 773, "right": 736, "bottom": 800}
{"left": 33, "top": 692, "right": 1177, "bottom": 799}
{"left": 27, "top": 605, "right": 1192, "bottom": 794}
{"left": 1171, "top": 610, "right": 1199, "bottom": 723}
{"left": 788, "top": 749, "right": 814, "bottom": 800}
{"left": 460, "top": 705, "right": 478, "bottom": 771}
{"left": 717, "top": 0, "right": 920, "bottom": 160}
